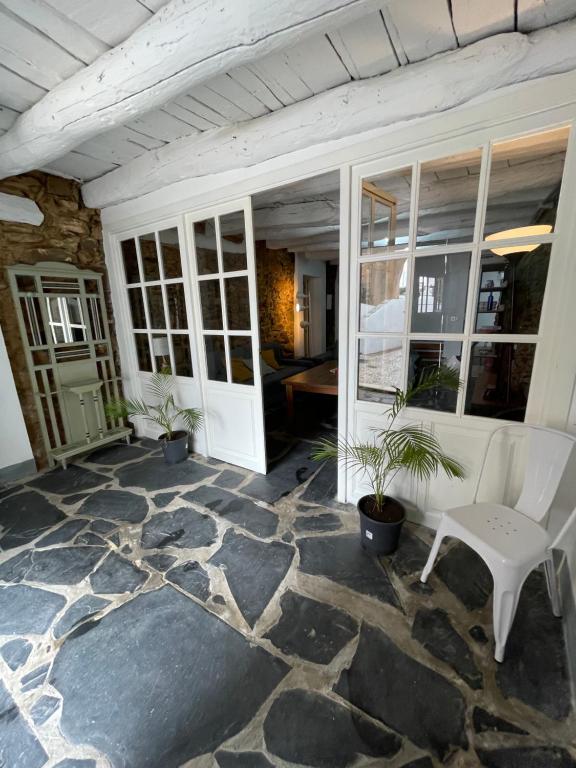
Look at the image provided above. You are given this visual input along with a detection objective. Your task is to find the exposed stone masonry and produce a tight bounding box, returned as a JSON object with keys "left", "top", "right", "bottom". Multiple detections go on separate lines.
{"left": 256, "top": 242, "right": 295, "bottom": 355}
{"left": 0, "top": 171, "right": 113, "bottom": 468}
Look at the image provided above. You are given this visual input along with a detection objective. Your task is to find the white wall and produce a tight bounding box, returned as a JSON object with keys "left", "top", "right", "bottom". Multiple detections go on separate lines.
{"left": 0, "top": 325, "right": 34, "bottom": 476}
{"left": 294, "top": 255, "right": 326, "bottom": 358}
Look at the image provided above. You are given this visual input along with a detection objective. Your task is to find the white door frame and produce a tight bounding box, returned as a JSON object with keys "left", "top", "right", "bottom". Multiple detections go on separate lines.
{"left": 184, "top": 196, "right": 267, "bottom": 473}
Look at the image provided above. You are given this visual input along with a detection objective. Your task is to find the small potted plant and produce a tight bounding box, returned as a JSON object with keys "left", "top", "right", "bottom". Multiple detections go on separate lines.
{"left": 106, "top": 371, "right": 203, "bottom": 465}
{"left": 312, "top": 367, "right": 464, "bottom": 555}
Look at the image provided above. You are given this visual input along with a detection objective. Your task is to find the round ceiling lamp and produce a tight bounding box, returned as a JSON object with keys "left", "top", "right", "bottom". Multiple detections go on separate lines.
{"left": 486, "top": 225, "right": 552, "bottom": 256}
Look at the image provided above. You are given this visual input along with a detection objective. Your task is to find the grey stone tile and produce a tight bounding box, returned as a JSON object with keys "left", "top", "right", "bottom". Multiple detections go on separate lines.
{"left": 30, "top": 694, "right": 60, "bottom": 725}
{"left": 152, "top": 492, "right": 179, "bottom": 508}
{"left": 385, "top": 529, "right": 431, "bottom": 577}
{"left": 89, "top": 519, "right": 117, "bottom": 534}
{"left": 472, "top": 707, "right": 528, "bottom": 735}
{"left": 35, "top": 518, "right": 87, "bottom": 546}
{"left": 21, "top": 662, "right": 50, "bottom": 691}
{"left": 75, "top": 532, "right": 108, "bottom": 546}
{"left": 166, "top": 561, "right": 211, "bottom": 602}
{"left": 496, "top": 570, "right": 571, "bottom": 720}
{"left": 215, "top": 751, "right": 274, "bottom": 768}
{"left": 141, "top": 506, "right": 217, "bottom": 550}
{"left": 209, "top": 530, "right": 294, "bottom": 628}
{"left": 0, "top": 638, "right": 32, "bottom": 670}
{"left": 335, "top": 622, "right": 468, "bottom": 760}
{"left": 116, "top": 457, "right": 216, "bottom": 491}
{"left": 264, "top": 689, "right": 402, "bottom": 767}
{"left": 436, "top": 542, "right": 492, "bottom": 610}
{"left": 293, "top": 512, "right": 342, "bottom": 532}
{"left": 28, "top": 465, "right": 110, "bottom": 495}
{"left": 50, "top": 586, "right": 289, "bottom": 767}
{"left": 183, "top": 486, "right": 278, "bottom": 538}
{"left": 265, "top": 590, "right": 358, "bottom": 664}
{"left": 62, "top": 493, "right": 91, "bottom": 505}
{"left": 476, "top": 747, "right": 576, "bottom": 768}
{"left": 469, "top": 625, "right": 489, "bottom": 644}
{"left": 90, "top": 553, "right": 148, "bottom": 595}
{"left": 412, "top": 608, "right": 483, "bottom": 689}
{"left": 240, "top": 474, "right": 293, "bottom": 504}
{"left": 300, "top": 462, "right": 338, "bottom": 507}
{"left": 0, "top": 680, "right": 48, "bottom": 768}
{"left": 0, "top": 585, "right": 66, "bottom": 634}
{"left": 298, "top": 534, "right": 401, "bottom": 609}
{"left": 213, "top": 470, "right": 244, "bottom": 490}
{"left": 0, "top": 547, "right": 106, "bottom": 585}
{"left": 54, "top": 761, "right": 97, "bottom": 768}
{"left": 85, "top": 443, "right": 150, "bottom": 465}
{"left": 142, "top": 553, "right": 177, "bottom": 572}
{"left": 0, "top": 490, "right": 66, "bottom": 549}
{"left": 54, "top": 595, "right": 111, "bottom": 639}
{"left": 78, "top": 489, "right": 148, "bottom": 523}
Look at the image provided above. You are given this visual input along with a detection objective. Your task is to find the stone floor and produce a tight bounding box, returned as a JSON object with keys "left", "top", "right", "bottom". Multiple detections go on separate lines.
{"left": 0, "top": 435, "right": 575, "bottom": 768}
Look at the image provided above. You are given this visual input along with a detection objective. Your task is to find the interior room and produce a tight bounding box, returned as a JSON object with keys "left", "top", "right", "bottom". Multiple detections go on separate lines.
{"left": 2, "top": 3, "right": 576, "bottom": 768}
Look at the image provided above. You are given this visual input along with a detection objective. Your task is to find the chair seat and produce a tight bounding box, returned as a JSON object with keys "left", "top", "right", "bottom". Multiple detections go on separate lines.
{"left": 444, "top": 502, "right": 551, "bottom": 567}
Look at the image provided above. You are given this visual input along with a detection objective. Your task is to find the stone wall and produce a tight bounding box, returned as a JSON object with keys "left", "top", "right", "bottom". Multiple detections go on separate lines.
{"left": 0, "top": 171, "right": 114, "bottom": 468}
{"left": 255, "top": 243, "right": 295, "bottom": 355}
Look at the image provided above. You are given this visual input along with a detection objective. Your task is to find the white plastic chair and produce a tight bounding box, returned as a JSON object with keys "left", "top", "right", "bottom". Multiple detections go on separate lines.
{"left": 420, "top": 424, "right": 576, "bottom": 662}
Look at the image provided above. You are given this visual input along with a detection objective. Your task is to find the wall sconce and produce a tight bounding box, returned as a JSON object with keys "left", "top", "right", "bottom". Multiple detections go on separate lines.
{"left": 295, "top": 291, "right": 309, "bottom": 313}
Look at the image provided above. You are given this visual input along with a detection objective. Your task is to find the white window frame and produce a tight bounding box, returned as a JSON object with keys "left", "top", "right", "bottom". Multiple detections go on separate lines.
{"left": 352, "top": 124, "right": 572, "bottom": 422}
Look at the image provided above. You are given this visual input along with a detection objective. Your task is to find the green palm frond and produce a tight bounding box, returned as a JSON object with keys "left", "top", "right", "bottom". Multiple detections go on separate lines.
{"left": 389, "top": 365, "right": 462, "bottom": 420}
{"left": 384, "top": 424, "right": 465, "bottom": 482}
{"left": 148, "top": 371, "right": 175, "bottom": 403}
{"left": 179, "top": 407, "right": 204, "bottom": 434}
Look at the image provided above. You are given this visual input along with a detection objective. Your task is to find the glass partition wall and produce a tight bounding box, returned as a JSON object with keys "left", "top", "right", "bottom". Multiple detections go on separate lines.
{"left": 355, "top": 125, "right": 570, "bottom": 421}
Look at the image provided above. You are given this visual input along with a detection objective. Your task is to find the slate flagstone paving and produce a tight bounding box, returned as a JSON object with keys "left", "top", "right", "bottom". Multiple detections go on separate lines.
{"left": 0, "top": 438, "right": 574, "bottom": 767}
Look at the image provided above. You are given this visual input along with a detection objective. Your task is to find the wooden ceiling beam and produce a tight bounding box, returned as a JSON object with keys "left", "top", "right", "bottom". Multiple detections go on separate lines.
{"left": 83, "top": 20, "right": 576, "bottom": 208}
{"left": 0, "top": 0, "right": 384, "bottom": 179}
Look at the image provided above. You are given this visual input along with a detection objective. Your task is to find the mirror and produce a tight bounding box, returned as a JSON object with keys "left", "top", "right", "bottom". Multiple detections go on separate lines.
{"left": 46, "top": 296, "right": 87, "bottom": 344}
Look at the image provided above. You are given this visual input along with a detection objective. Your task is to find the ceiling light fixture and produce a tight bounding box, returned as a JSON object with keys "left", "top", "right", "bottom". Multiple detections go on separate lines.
{"left": 486, "top": 225, "right": 552, "bottom": 256}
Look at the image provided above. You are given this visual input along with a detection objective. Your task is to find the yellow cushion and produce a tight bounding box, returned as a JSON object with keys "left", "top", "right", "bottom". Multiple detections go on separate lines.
{"left": 261, "top": 348, "right": 280, "bottom": 370}
{"left": 231, "top": 357, "right": 253, "bottom": 383}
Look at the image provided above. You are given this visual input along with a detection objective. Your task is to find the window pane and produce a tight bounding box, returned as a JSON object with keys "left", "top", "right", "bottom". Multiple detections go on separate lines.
{"left": 159, "top": 228, "right": 182, "bottom": 279}
{"left": 411, "top": 252, "right": 470, "bottom": 333}
{"left": 195, "top": 220, "right": 219, "bottom": 275}
{"left": 408, "top": 341, "right": 462, "bottom": 413}
{"left": 167, "top": 283, "right": 187, "bottom": 330}
{"left": 361, "top": 168, "right": 412, "bottom": 253}
{"left": 139, "top": 233, "right": 160, "bottom": 281}
{"left": 358, "top": 337, "right": 403, "bottom": 403}
{"left": 484, "top": 126, "right": 569, "bottom": 238}
{"left": 172, "top": 334, "right": 193, "bottom": 377}
{"left": 417, "top": 149, "right": 482, "bottom": 246}
{"left": 475, "top": 244, "right": 550, "bottom": 334}
{"left": 135, "top": 333, "right": 152, "bottom": 372}
{"left": 465, "top": 342, "right": 536, "bottom": 421}
{"left": 152, "top": 333, "right": 170, "bottom": 371}
{"left": 225, "top": 276, "right": 251, "bottom": 330}
{"left": 146, "top": 285, "right": 165, "bottom": 329}
{"left": 229, "top": 336, "right": 254, "bottom": 385}
{"left": 220, "top": 212, "right": 248, "bottom": 272}
{"left": 360, "top": 259, "right": 407, "bottom": 333}
{"left": 199, "top": 280, "right": 223, "bottom": 330}
{"left": 205, "top": 335, "right": 227, "bottom": 381}
{"left": 121, "top": 239, "right": 140, "bottom": 283}
{"left": 128, "top": 288, "right": 146, "bottom": 329}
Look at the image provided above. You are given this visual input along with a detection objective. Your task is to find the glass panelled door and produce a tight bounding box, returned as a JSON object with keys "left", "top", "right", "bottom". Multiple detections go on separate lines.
{"left": 188, "top": 199, "right": 267, "bottom": 472}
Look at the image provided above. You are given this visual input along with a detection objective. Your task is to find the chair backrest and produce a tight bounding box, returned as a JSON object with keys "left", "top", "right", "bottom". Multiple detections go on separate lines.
{"left": 550, "top": 505, "right": 576, "bottom": 551}
{"left": 475, "top": 425, "right": 576, "bottom": 523}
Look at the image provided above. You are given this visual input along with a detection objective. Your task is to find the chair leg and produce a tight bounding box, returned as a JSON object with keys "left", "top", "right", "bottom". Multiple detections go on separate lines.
{"left": 544, "top": 557, "right": 562, "bottom": 618}
{"left": 492, "top": 575, "right": 523, "bottom": 663}
{"left": 420, "top": 524, "right": 446, "bottom": 584}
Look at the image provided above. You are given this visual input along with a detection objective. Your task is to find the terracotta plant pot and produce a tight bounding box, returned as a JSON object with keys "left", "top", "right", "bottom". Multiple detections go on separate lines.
{"left": 357, "top": 494, "right": 405, "bottom": 555}
{"left": 159, "top": 430, "right": 189, "bottom": 464}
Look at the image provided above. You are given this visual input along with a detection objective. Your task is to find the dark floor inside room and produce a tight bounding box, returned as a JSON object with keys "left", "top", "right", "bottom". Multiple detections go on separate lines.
{"left": 0, "top": 437, "right": 574, "bottom": 768}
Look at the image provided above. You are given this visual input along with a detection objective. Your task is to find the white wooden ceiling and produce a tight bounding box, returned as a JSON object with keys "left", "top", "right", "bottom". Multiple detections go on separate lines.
{"left": 0, "top": 0, "right": 575, "bottom": 184}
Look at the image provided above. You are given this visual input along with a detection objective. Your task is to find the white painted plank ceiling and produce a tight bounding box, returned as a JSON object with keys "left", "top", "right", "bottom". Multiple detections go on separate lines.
{"left": 0, "top": 0, "right": 574, "bottom": 183}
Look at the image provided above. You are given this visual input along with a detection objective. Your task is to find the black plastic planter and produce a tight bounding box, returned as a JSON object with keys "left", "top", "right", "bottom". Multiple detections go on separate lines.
{"left": 358, "top": 494, "right": 405, "bottom": 555}
{"left": 159, "top": 431, "right": 189, "bottom": 464}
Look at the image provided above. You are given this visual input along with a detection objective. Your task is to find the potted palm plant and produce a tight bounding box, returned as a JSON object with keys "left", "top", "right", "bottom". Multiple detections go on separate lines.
{"left": 106, "top": 371, "right": 203, "bottom": 465}
{"left": 312, "top": 367, "right": 465, "bottom": 555}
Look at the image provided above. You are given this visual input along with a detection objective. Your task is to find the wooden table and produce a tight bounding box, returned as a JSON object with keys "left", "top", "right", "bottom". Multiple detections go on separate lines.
{"left": 283, "top": 360, "right": 338, "bottom": 421}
